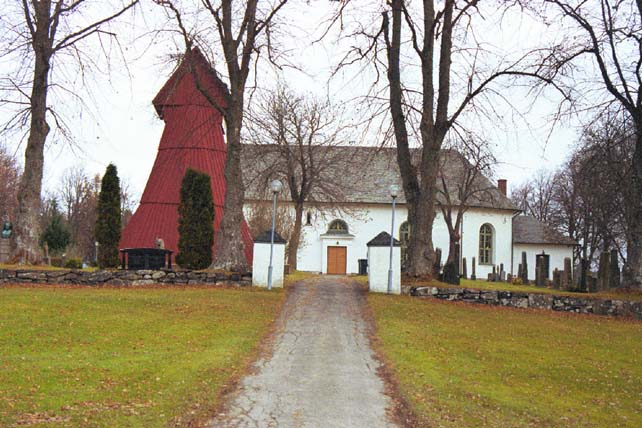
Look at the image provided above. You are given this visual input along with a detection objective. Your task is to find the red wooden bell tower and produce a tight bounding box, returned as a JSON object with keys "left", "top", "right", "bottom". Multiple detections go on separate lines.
{"left": 120, "top": 48, "right": 253, "bottom": 265}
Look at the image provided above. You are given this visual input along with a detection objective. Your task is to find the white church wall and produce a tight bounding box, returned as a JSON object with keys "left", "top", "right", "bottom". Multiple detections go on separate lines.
{"left": 512, "top": 243, "right": 574, "bottom": 281}
{"left": 459, "top": 208, "right": 514, "bottom": 280}
{"left": 245, "top": 202, "right": 516, "bottom": 276}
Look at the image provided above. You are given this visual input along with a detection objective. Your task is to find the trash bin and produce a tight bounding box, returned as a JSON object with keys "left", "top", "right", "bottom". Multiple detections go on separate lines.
{"left": 358, "top": 259, "right": 368, "bottom": 275}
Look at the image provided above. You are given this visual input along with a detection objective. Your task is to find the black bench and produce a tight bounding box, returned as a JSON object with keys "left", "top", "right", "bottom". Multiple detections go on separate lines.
{"left": 120, "top": 248, "right": 173, "bottom": 270}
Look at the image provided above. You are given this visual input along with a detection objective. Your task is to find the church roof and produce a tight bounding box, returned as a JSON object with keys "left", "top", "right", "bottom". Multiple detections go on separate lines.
{"left": 512, "top": 215, "right": 577, "bottom": 246}
{"left": 242, "top": 145, "right": 518, "bottom": 211}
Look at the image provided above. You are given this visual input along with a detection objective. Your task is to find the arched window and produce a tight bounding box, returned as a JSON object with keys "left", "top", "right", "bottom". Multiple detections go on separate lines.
{"left": 306, "top": 211, "right": 312, "bottom": 226}
{"left": 479, "top": 223, "right": 494, "bottom": 265}
{"left": 399, "top": 222, "right": 410, "bottom": 271}
{"left": 327, "top": 219, "right": 348, "bottom": 234}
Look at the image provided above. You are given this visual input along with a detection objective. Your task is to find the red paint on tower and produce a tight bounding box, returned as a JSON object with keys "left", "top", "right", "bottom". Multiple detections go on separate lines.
{"left": 120, "top": 48, "right": 253, "bottom": 265}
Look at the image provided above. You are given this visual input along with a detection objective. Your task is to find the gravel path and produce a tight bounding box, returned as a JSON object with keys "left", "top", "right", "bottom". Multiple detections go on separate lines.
{"left": 209, "top": 276, "right": 398, "bottom": 428}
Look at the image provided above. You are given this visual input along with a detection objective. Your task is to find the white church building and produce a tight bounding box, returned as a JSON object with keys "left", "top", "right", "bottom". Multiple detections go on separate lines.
{"left": 242, "top": 145, "right": 575, "bottom": 281}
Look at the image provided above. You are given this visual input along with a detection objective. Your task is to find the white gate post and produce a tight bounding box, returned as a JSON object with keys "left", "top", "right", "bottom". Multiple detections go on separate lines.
{"left": 252, "top": 230, "right": 286, "bottom": 288}
{"left": 367, "top": 231, "right": 401, "bottom": 294}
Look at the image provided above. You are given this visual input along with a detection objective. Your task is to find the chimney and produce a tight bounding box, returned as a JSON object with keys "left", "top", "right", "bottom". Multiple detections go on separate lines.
{"left": 497, "top": 179, "right": 507, "bottom": 197}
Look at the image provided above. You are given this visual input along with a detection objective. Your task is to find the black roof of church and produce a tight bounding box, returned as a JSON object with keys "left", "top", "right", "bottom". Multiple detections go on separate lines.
{"left": 242, "top": 145, "right": 518, "bottom": 211}
{"left": 512, "top": 216, "right": 577, "bottom": 246}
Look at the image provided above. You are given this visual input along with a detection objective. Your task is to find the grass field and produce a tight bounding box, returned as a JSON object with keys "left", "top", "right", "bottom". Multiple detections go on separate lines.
{"left": 0, "top": 285, "right": 283, "bottom": 428}
{"left": 369, "top": 294, "right": 642, "bottom": 428}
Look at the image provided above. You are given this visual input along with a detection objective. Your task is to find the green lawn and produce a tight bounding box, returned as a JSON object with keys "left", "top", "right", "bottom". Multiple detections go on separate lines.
{"left": 369, "top": 294, "right": 642, "bottom": 428}
{"left": 0, "top": 285, "right": 283, "bottom": 428}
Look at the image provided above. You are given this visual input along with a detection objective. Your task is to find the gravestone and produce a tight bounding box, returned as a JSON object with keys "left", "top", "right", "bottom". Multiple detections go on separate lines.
{"left": 462, "top": 257, "right": 468, "bottom": 279}
{"left": 552, "top": 268, "right": 561, "bottom": 289}
{"left": 587, "top": 275, "right": 598, "bottom": 293}
{"left": 579, "top": 258, "right": 588, "bottom": 292}
{"left": 442, "top": 261, "right": 459, "bottom": 285}
{"left": 517, "top": 263, "right": 523, "bottom": 282}
{"left": 597, "top": 251, "right": 610, "bottom": 291}
{"left": 535, "top": 261, "right": 546, "bottom": 287}
{"left": 561, "top": 257, "right": 573, "bottom": 291}
{"left": 490, "top": 265, "right": 496, "bottom": 282}
{"left": 0, "top": 220, "right": 11, "bottom": 263}
{"left": 499, "top": 263, "right": 505, "bottom": 282}
{"left": 433, "top": 248, "right": 442, "bottom": 277}
{"left": 471, "top": 257, "right": 476, "bottom": 280}
{"left": 521, "top": 252, "right": 529, "bottom": 285}
{"left": 609, "top": 249, "right": 620, "bottom": 289}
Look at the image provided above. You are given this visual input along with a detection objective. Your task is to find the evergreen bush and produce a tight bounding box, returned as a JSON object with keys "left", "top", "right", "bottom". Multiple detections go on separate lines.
{"left": 40, "top": 201, "right": 70, "bottom": 254}
{"left": 95, "top": 164, "right": 122, "bottom": 268}
{"left": 176, "top": 168, "right": 214, "bottom": 269}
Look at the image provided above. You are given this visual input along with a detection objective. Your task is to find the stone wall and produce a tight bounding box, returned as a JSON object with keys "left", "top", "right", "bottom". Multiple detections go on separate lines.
{"left": 0, "top": 269, "right": 252, "bottom": 287}
{"left": 410, "top": 286, "right": 642, "bottom": 320}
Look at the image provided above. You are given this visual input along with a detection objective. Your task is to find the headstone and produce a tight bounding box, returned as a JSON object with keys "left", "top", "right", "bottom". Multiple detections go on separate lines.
{"left": 517, "top": 263, "right": 523, "bottom": 282}
{"left": 561, "top": 257, "right": 573, "bottom": 291}
{"left": 521, "top": 252, "right": 529, "bottom": 285}
{"left": 609, "top": 249, "right": 620, "bottom": 289}
{"left": 442, "top": 261, "right": 459, "bottom": 285}
{"left": 499, "top": 263, "right": 505, "bottom": 282}
{"left": 367, "top": 231, "right": 401, "bottom": 294}
{"left": 252, "top": 230, "right": 286, "bottom": 288}
{"left": 471, "top": 257, "right": 476, "bottom": 280}
{"left": 587, "top": 275, "right": 598, "bottom": 293}
{"left": 579, "top": 258, "right": 588, "bottom": 292}
{"left": 535, "top": 261, "right": 545, "bottom": 287}
{"left": 462, "top": 257, "right": 468, "bottom": 279}
{"left": 507, "top": 273, "right": 513, "bottom": 283}
{"left": 597, "top": 251, "right": 610, "bottom": 291}
{"left": 552, "top": 268, "right": 561, "bottom": 290}
{"left": 0, "top": 220, "right": 11, "bottom": 263}
{"left": 433, "top": 248, "right": 442, "bottom": 276}
{"left": 1, "top": 221, "right": 12, "bottom": 239}
{"left": 490, "top": 265, "right": 496, "bottom": 282}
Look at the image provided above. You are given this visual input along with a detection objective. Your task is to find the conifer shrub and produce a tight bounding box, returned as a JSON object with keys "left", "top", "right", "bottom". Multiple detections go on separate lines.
{"left": 40, "top": 201, "right": 70, "bottom": 254}
{"left": 176, "top": 168, "right": 214, "bottom": 270}
{"left": 95, "top": 164, "right": 122, "bottom": 268}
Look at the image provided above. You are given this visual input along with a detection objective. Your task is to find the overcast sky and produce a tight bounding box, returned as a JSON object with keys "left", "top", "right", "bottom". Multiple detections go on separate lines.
{"left": 1, "top": 1, "right": 588, "bottom": 207}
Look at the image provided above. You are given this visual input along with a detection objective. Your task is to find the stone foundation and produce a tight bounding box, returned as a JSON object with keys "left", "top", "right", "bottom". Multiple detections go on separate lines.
{"left": 0, "top": 268, "right": 252, "bottom": 287}
{"left": 410, "top": 286, "right": 642, "bottom": 320}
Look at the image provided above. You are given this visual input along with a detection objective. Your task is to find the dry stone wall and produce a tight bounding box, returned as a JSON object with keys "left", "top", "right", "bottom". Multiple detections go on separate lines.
{"left": 410, "top": 286, "right": 642, "bottom": 320}
{"left": 0, "top": 269, "right": 252, "bottom": 287}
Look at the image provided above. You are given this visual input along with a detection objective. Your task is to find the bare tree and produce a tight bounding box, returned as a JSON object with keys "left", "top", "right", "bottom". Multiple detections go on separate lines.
{"left": 245, "top": 85, "right": 353, "bottom": 269}
{"left": 154, "top": 0, "right": 288, "bottom": 271}
{"left": 538, "top": 0, "right": 642, "bottom": 288}
{"left": 331, "top": 0, "right": 564, "bottom": 278}
{"left": 437, "top": 135, "right": 497, "bottom": 269}
{"left": 0, "top": 143, "right": 21, "bottom": 221}
{"left": 510, "top": 170, "right": 557, "bottom": 224}
{"left": 58, "top": 167, "right": 99, "bottom": 261}
{"left": 1, "top": 0, "right": 139, "bottom": 263}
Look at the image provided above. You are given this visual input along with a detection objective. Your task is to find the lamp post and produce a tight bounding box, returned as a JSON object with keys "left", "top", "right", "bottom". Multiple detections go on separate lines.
{"left": 268, "top": 179, "right": 283, "bottom": 290}
{"left": 388, "top": 184, "right": 399, "bottom": 294}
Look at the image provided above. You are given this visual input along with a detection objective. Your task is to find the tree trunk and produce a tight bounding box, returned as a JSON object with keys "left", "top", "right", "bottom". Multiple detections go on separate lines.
{"left": 405, "top": 142, "right": 441, "bottom": 277}
{"left": 622, "top": 126, "right": 642, "bottom": 289}
{"left": 288, "top": 202, "right": 304, "bottom": 271}
{"left": 12, "top": 36, "right": 51, "bottom": 263}
{"left": 211, "top": 105, "right": 248, "bottom": 272}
